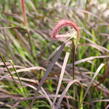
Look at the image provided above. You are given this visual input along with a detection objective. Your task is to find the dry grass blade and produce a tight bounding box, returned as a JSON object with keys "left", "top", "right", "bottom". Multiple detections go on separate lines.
{"left": 105, "top": 104, "right": 109, "bottom": 109}
{"left": 0, "top": 94, "right": 73, "bottom": 102}
{"left": 92, "top": 99, "right": 109, "bottom": 103}
{"left": 12, "top": 76, "right": 38, "bottom": 84}
{"left": 80, "top": 9, "right": 102, "bottom": 20}
{"left": 56, "top": 79, "right": 80, "bottom": 109}
{"left": 74, "top": 55, "right": 109, "bottom": 65}
{"left": 36, "top": 43, "right": 65, "bottom": 92}
{"left": 100, "top": 33, "right": 109, "bottom": 38}
{"left": 80, "top": 43, "right": 109, "bottom": 53}
{"left": 0, "top": 66, "right": 45, "bottom": 81}
{"left": 67, "top": 55, "right": 109, "bottom": 67}
{"left": 41, "top": 87, "right": 54, "bottom": 108}
{"left": 55, "top": 62, "right": 72, "bottom": 79}
{"left": 53, "top": 52, "right": 70, "bottom": 105}
{"left": 82, "top": 37, "right": 109, "bottom": 53}
{"left": 0, "top": 102, "right": 12, "bottom": 108}
{"left": 0, "top": 61, "right": 10, "bottom": 66}
{"left": 11, "top": 66, "right": 46, "bottom": 73}
{"left": 83, "top": 63, "right": 105, "bottom": 100}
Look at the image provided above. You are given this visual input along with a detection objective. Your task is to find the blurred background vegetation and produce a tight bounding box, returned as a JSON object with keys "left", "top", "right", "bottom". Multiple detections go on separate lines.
{"left": 0, "top": 0, "right": 109, "bottom": 109}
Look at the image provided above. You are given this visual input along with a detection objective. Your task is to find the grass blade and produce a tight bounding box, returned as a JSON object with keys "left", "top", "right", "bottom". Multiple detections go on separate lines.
{"left": 53, "top": 52, "right": 70, "bottom": 105}
{"left": 83, "top": 63, "right": 105, "bottom": 99}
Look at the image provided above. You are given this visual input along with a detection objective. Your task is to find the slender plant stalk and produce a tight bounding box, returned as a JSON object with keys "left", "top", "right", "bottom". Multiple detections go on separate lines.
{"left": 9, "top": 61, "right": 23, "bottom": 87}
{"left": 72, "top": 40, "right": 75, "bottom": 79}
{"left": 79, "top": 87, "right": 84, "bottom": 109}
{"left": 20, "top": 0, "right": 28, "bottom": 26}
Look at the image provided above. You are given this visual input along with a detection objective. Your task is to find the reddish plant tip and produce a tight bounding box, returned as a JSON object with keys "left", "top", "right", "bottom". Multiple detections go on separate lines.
{"left": 51, "top": 19, "right": 80, "bottom": 40}
{"left": 20, "top": 0, "right": 27, "bottom": 26}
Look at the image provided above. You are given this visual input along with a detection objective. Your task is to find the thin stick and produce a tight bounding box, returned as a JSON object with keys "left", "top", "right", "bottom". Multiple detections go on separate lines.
{"left": 72, "top": 40, "right": 75, "bottom": 79}
{"left": 53, "top": 52, "right": 70, "bottom": 106}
